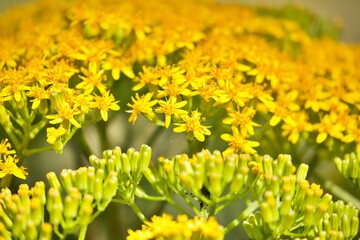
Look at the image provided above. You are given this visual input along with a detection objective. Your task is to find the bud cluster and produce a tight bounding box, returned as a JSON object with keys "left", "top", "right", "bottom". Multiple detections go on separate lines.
{"left": 89, "top": 144, "right": 152, "bottom": 204}
{"left": 144, "top": 150, "right": 261, "bottom": 213}
{"left": 335, "top": 151, "right": 360, "bottom": 190}
{"left": 243, "top": 154, "right": 359, "bottom": 239}
{"left": 0, "top": 182, "right": 51, "bottom": 240}
{"left": 46, "top": 165, "right": 118, "bottom": 232}
{"left": 315, "top": 200, "right": 359, "bottom": 239}
{"left": 0, "top": 165, "right": 118, "bottom": 239}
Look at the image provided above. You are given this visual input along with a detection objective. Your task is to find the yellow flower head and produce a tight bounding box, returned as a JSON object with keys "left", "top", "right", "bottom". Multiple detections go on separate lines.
{"left": 127, "top": 214, "right": 224, "bottom": 240}
{"left": 0, "top": 139, "right": 16, "bottom": 156}
{"left": 173, "top": 110, "right": 211, "bottom": 142}
{"left": 127, "top": 93, "right": 158, "bottom": 124}
{"left": 0, "top": 155, "right": 27, "bottom": 180}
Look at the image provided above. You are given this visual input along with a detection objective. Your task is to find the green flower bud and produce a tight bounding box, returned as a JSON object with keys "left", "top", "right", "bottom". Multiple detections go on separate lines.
{"left": 246, "top": 165, "right": 261, "bottom": 187}
{"left": 139, "top": 144, "right": 152, "bottom": 172}
{"left": 130, "top": 151, "right": 141, "bottom": 175}
{"left": 263, "top": 155, "right": 273, "bottom": 175}
{"left": 113, "top": 147, "right": 122, "bottom": 171}
{"left": 351, "top": 216, "right": 359, "bottom": 237}
{"left": 0, "top": 205, "right": 13, "bottom": 228}
{"left": 280, "top": 209, "right": 295, "bottom": 230}
{"left": 280, "top": 194, "right": 293, "bottom": 217}
{"left": 230, "top": 173, "right": 245, "bottom": 194}
{"left": 33, "top": 181, "right": 46, "bottom": 206}
{"left": 64, "top": 188, "right": 81, "bottom": 220}
{"left": 75, "top": 167, "right": 88, "bottom": 191}
{"left": 60, "top": 170, "right": 74, "bottom": 192}
{"left": 106, "top": 156, "right": 116, "bottom": 174}
{"left": 30, "top": 198, "right": 43, "bottom": 225}
{"left": 13, "top": 213, "right": 26, "bottom": 238}
{"left": 243, "top": 214, "right": 264, "bottom": 240}
{"left": 27, "top": 219, "right": 38, "bottom": 240}
{"left": 94, "top": 178, "right": 103, "bottom": 202}
{"left": 103, "top": 171, "right": 118, "bottom": 203}
{"left": 209, "top": 172, "right": 222, "bottom": 198}
{"left": 46, "top": 172, "right": 62, "bottom": 191}
{"left": 79, "top": 194, "right": 94, "bottom": 226}
{"left": 53, "top": 140, "right": 64, "bottom": 154}
{"left": 330, "top": 213, "right": 339, "bottom": 231}
{"left": 39, "top": 223, "right": 53, "bottom": 240}
{"left": 0, "top": 221, "right": 11, "bottom": 240}
{"left": 342, "top": 214, "right": 351, "bottom": 238}
{"left": 223, "top": 154, "right": 237, "bottom": 184}
{"left": 304, "top": 204, "right": 315, "bottom": 226}
{"left": 261, "top": 191, "right": 278, "bottom": 223}
{"left": 87, "top": 166, "right": 96, "bottom": 194}
{"left": 314, "top": 203, "right": 329, "bottom": 226}
{"left": 121, "top": 153, "right": 131, "bottom": 175}
{"left": 89, "top": 154, "right": 99, "bottom": 167}
{"left": 180, "top": 171, "right": 193, "bottom": 189}
{"left": 47, "top": 188, "right": 63, "bottom": 225}
{"left": 193, "top": 169, "right": 204, "bottom": 190}
{"left": 296, "top": 163, "right": 309, "bottom": 182}
{"left": 102, "top": 149, "right": 113, "bottom": 160}
{"left": 349, "top": 158, "right": 359, "bottom": 179}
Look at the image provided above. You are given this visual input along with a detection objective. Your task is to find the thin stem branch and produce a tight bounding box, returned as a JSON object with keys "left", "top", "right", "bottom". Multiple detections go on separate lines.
{"left": 78, "top": 225, "right": 88, "bottom": 240}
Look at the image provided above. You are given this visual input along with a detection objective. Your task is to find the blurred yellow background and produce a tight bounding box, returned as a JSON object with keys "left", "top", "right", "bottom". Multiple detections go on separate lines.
{"left": 1, "top": 0, "right": 360, "bottom": 42}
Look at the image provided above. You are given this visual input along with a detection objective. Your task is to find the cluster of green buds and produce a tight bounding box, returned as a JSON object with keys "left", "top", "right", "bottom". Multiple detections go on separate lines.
{"left": 335, "top": 151, "right": 360, "bottom": 190}
{"left": 144, "top": 150, "right": 261, "bottom": 217}
{"left": 316, "top": 200, "right": 359, "bottom": 239}
{"left": 89, "top": 144, "right": 152, "bottom": 205}
{"left": 0, "top": 182, "right": 51, "bottom": 240}
{"left": 0, "top": 165, "right": 118, "bottom": 240}
{"left": 46, "top": 166, "right": 118, "bottom": 238}
{"left": 243, "top": 154, "right": 359, "bottom": 239}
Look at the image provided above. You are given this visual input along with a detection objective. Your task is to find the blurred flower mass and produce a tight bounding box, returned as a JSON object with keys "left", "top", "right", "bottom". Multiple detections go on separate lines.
{"left": 0, "top": 0, "right": 359, "bottom": 239}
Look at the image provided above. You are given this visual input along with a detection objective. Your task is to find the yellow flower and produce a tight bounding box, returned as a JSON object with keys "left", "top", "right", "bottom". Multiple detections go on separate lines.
{"left": 0, "top": 139, "right": 16, "bottom": 156}
{"left": 102, "top": 52, "right": 135, "bottom": 80}
{"left": 132, "top": 66, "right": 160, "bottom": 91}
{"left": 221, "top": 126, "right": 260, "bottom": 155}
{"left": 77, "top": 62, "right": 107, "bottom": 94}
{"left": 46, "top": 125, "right": 67, "bottom": 145}
{"left": 127, "top": 93, "right": 158, "bottom": 124}
{"left": 315, "top": 114, "right": 344, "bottom": 144}
{"left": 155, "top": 97, "right": 187, "bottom": 128}
{"left": 127, "top": 214, "right": 224, "bottom": 240}
{"left": 26, "top": 86, "right": 50, "bottom": 110}
{"left": 223, "top": 106, "right": 260, "bottom": 136}
{"left": 93, "top": 91, "right": 120, "bottom": 121}
{"left": 173, "top": 110, "right": 211, "bottom": 142}
{"left": 0, "top": 155, "right": 27, "bottom": 180}
{"left": 46, "top": 101, "right": 81, "bottom": 128}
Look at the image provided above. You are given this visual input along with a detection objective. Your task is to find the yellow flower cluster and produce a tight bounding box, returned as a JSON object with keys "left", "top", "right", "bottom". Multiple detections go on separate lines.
{"left": 127, "top": 214, "right": 224, "bottom": 240}
{"left": 0, "top": 0, "right": 359, "bottom": 156}
{"left": 0, "top": 139, "right": 27, "bottom": 182}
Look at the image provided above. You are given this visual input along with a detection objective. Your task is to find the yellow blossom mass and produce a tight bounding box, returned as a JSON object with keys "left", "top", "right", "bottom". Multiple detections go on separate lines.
{"left": 0, "top": 0, "right": 359, "bottom": 161}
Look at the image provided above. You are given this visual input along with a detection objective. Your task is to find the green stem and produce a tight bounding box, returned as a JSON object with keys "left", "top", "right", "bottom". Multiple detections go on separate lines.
{"left": 0, "top": 175, "right": 12, "bottom": 189}
{"left": 129, "top": 202, "right": 147, "bottom": 222}
{"left": 78, "top": 225, "right": 88, "bottom": 240}
{"left": 207, "top": 202, "right": 217, "bottom": 219}
{"left": 76, "top": 128, "right": 94, "bottom": 159}
{"left": 23, "top": 146, "right": 53, "bottom": 157}
{"left": 224, "top": 201, "right": 259, "bottom": 235}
